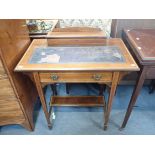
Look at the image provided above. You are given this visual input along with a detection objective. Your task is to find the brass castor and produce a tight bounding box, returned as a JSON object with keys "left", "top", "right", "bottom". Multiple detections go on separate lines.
{"left": 104, "top": 125, "right": 108, "bottom": 131}
{"left": 119, "top": 127, "right": 125, "bottom": 131}
{"left": 48, "top": 123, "right": 52, "bottom": 130}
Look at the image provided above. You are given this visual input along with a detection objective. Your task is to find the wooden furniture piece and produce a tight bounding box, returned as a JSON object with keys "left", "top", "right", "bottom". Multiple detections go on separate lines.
{"left": 15, "top": 38, "right": 139, "bottom": 130}
{"left": 0, "top": 20, "right": 37, "bottom": 131}
{"left": 121, "top": 29, "right": 155, "bottom": 129}
{"left": 29, "top": 20, "right": 58, "bottom": 39}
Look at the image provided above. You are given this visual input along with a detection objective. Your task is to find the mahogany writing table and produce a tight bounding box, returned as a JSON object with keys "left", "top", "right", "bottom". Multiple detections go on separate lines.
{"left": 121, "top": 29, "right": 155, "bottom": 129}
{"left": 15, "top": 38, "right": 139, "bottom": 130}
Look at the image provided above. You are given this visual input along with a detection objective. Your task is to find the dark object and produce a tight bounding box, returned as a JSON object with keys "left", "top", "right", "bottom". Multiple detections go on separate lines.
{"left": 149, "top": 80, "right": 155, "bottom": 94}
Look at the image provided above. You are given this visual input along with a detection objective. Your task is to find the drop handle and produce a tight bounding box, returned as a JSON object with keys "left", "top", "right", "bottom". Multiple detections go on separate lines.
{"left": 92, "top": 74, "right": 102, "bottom": 81}
{"left": 51, "top": 74, "right": 59, "bottom": 81}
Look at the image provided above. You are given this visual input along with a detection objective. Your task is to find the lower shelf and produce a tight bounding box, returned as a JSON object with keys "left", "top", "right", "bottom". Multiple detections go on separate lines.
{"left": 50, "top": 96, "right": 105, "bottom": 107}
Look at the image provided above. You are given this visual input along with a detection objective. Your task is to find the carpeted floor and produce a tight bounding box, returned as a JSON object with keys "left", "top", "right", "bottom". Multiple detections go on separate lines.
{"left": 0, "top": 84, "right": 155, "bottom": 135}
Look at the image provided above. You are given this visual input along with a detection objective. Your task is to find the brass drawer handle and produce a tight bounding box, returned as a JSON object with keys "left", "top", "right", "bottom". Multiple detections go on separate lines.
{"left": 92, "top": 74, "right": 102, "bottom": 81}
{"left": 51, "top": 74, "right": 59, "bottom": 81}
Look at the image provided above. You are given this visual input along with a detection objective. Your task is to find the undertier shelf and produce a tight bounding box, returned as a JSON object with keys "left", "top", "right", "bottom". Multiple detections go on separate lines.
{"left": 50, "top": 96, "right": 105, "bottom": 107}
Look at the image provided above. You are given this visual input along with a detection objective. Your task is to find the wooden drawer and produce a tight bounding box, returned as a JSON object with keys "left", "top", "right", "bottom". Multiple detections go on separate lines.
{"left": 39, "top": 72, "right": 113, "bottom": 83}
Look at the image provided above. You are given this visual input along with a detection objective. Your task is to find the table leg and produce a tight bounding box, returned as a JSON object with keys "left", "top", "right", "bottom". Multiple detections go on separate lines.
{"left": 66, "top": 83, "right": 70, "bottom": 94}
{"left": 50, "top": 84, "right": 57, "bottom": 95}
{"left": 149, "top": 79, "right": 155, "bottom": 94}
{"left": 33, "top": 73, "right": 52, "bottom": 129}
{"left": 104, "top": 72, "right": 119, "bottom": 130}
{"left": 99, "top": 84, "right": 106, "bottom": 95}
{"left": 49, "top": 83, "right": 58, "bottom": 128}
{"left": 121, "top": 68, "right": 146, "bottom": 129}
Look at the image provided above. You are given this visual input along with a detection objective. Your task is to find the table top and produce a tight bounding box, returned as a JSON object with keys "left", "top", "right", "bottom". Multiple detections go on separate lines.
{"left": 124, "top": 29, "right": 155, "bottom": 63}
{"left": 15, "top": 39, "right": 139, "bottom": 72}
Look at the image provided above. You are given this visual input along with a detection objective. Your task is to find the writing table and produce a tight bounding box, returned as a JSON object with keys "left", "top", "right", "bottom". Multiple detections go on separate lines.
{"left": 15, "top": 38, "right": 139, "bottom": 130}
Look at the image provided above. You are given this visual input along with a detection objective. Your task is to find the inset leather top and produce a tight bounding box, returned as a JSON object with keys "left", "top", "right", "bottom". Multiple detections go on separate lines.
{"left": 29, "top": 46, "right": 125, "bottom": 64}
{"left": 124, "top": 29, "right": 155, "bottom": 61}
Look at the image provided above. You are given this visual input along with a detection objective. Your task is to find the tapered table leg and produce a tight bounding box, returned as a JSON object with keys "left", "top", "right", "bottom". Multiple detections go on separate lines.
{"left": 99, "top": 84, "right": 106, "bottom": 95}
{"left": 121, "top": 68, "right": 146, "bottom": 129}
{"left": 66, "top": 83, "right": 70, "bottom": 94}
{"left": 33, "top": 72, "right": 52, "bottom": 129}
{"left": 104, "top": 72, "right": 120, "bottom": 130}
{"left": 50, "top": 84, "right": 57, "bottom": 95}
{"left": 49, "top": 83, "right": 58, "bottom": 129}
{"left": 149, "top": 79, "right": 155, "bottom": 94}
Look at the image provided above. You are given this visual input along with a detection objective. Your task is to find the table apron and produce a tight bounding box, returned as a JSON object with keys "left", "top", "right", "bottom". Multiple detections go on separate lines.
{"left": 39, "top": 71, "right": 113, "bottom": 83}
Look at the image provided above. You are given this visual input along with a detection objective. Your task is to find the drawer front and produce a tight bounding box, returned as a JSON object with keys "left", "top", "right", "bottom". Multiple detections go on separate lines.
{"left": 39, "top": 72, "right": 113, "bottom": 83}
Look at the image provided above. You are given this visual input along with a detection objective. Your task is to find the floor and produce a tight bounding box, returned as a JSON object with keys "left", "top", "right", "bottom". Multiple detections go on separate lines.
{"left": 0, "top": 84, "right": 155, "bottom": 135}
